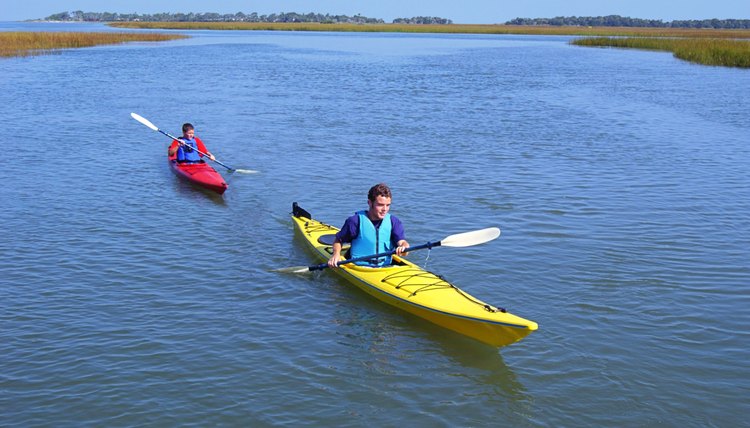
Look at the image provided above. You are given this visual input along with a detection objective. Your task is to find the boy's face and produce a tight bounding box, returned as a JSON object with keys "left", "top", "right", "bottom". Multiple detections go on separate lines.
{"left": 367, "top": 195, "right": 391, "bottom": 221}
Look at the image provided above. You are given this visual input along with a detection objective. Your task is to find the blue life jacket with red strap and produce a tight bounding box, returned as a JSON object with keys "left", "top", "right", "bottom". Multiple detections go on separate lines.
{"left": 351, "top": 210, "right": 393, "bottom": 266}
{"left": 177, "top": 138, "right": 201, "bottom": 162}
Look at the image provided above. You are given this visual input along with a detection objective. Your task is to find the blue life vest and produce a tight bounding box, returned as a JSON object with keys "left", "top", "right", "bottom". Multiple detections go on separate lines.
{"left": 177, "top": 138, "right": 201, "bottom": 162}
{"left": 351, "top": 210, "right": 393, "bottom": 266}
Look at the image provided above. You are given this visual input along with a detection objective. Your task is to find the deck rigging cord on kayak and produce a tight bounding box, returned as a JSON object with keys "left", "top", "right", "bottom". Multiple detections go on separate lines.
{"left": 285, "top": 203, "right": 538, "bottom": 346}
{"left": 379, "top": 268, "right": 507, "bottom": 313}
{"left": 291, "top": 210, "right": 508, "bottom": 313}
{"left": 284, "top": 205, "right": 506, "bottom": 315}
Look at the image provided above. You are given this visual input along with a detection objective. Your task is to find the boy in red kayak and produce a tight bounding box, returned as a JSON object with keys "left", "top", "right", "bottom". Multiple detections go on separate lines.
{"left": 328, "top": 183, "right": 410, "bottom": 268}
{"left": 168, "top": 123, "right": 215, "bottom": 163}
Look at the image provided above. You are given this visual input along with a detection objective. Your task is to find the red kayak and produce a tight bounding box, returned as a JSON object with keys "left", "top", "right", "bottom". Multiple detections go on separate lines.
{"left": 168, "top": 152, "right": 228, "bottom": 195}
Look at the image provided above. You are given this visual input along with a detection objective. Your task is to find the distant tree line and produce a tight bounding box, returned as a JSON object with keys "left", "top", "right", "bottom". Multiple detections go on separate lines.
{"left": 505, "top": 15, "right": 750, "bottom": 29}
{"left": 43, "top": 11, "right": 386, "bottom": 23}
{"left": 42, "top": 11, "right": 452, "bottom": 24}
{"left": 392, "top": 16, "right": 453, "bottom": 24}
{"left": 41, "top": 12, "right": 748, "bottom": 28}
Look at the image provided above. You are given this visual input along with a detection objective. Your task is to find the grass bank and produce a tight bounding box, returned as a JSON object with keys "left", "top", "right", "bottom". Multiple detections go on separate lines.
{"left": 107, "top": 22, "right": 750, "bottom": 68}
{"left": 571, "top": 37, "right": 750, "bottom": 68}
{"left": 42, "top": 22, "right": 750, "bottom": 68}
{"left": 108, "top": 21, "right": 750, "bottom": 39}
{"left": 0, "top": 32, "right": 188, "bottom": 58}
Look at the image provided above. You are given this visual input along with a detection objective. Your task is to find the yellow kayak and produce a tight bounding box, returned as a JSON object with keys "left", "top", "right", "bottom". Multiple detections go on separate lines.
{"left": 291, "top": 203, "right": 538, "bottom": 347}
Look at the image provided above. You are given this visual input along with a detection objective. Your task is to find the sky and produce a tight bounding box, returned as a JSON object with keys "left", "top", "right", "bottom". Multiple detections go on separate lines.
{"left": 1, "top": 0, "right": 748, "bottom": 23}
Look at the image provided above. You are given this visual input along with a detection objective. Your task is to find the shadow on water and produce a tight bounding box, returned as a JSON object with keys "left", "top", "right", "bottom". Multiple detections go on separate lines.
{"left": 282, "top": 208, "right": 531, "bottom": 407}
{"left": 324, "top": 300, "right": 535, "bottom": 424}
{"left": 171, "top": 178, "right": 228, "bottom": 205}
{"left": 263, "top": 253, "right": 535, "bottom": 423}
{"left": 319, "top": 268, "right": 531, "bottom": 396}
{"left": 397, "top": 311, "right": 530, "bottom": 395}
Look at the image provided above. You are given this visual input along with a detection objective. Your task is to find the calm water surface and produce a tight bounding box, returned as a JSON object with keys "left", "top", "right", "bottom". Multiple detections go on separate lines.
{"left": 1, "top": 23, "right": 749, "bottom": 426}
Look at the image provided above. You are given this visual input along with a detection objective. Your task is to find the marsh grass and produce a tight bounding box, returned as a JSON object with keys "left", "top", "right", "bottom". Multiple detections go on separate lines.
{"left": 108, "top": 21, "right": 750, "bottom": 39}
{"left": 572, "top": 37, "right": 750, "bottom": 67}
{"left": 107, "top": 22, "right": 750, "bottom": 67}
{"left": 0, "top": 32, "right": 188, "bottom": 58}
{"left": 18, "top": 23, "right": 747, "bottom": 68}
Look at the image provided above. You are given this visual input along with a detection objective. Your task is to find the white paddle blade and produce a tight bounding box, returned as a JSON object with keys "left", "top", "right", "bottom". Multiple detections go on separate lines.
{"left": 130, "top": 112, "right": 159, "bottom": 131}
{"left": 440, "top": 227, "right": 501, "bottom": 247}
{"left": 273, "top": 265, "right": 312, "bottom": 274}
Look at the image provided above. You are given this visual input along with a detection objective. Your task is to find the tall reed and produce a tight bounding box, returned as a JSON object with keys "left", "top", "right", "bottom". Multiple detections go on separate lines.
{"left": 572, "top": 37, "right": 750, "bottom": 67}
{"left": 0, "top": 32, "right": 187, "bottom": 58}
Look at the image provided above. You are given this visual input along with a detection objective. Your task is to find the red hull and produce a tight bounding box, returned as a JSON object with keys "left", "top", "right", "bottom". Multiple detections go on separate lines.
{"left": 168, "top": 153, "right": 228, "bottom": 195}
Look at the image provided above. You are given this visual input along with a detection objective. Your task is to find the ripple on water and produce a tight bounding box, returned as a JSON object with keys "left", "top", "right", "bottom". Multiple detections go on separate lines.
{"left": 1, "top": 28, "right": 749, "bottom": 427}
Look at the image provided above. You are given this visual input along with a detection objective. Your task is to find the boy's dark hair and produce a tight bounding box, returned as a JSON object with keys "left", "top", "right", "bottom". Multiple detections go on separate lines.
{"left": 368, "top": 183, "right": 392, "bottom": 201}
{"left": 182, "top": 123, "right": 194, "bottom": 133}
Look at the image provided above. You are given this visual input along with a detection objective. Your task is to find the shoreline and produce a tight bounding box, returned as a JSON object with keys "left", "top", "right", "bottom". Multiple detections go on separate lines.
{"left": 3, "top": 22, "right": 749, "bottom": 67}
{"left": 106, "top": 22, "right": 750, "bottom": 68}
{"left": 106, "top": 21, "right": 750, "bottom": 38}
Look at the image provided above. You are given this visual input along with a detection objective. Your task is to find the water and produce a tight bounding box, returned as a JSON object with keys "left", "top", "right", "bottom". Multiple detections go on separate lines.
{"left": 2, "top": 23, "right": 749, "bottom": 426}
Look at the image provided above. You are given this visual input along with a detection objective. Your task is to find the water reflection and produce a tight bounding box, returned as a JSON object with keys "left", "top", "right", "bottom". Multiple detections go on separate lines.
{"left": 170, "top": 174, "right": 228, "bottom": 205}
{"left": 326, "top": 281, "right": 531, "bottom": 404}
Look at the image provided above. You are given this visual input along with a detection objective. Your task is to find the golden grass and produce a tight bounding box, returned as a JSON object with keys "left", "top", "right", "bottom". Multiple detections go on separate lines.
{"left": 572, "top": 37, "right": 750, "bottom": 67}
{"left": 107, "top": 21, "right": 750, "bottom": 68}
{"left": 10, "top": 24, "right": 748, "bottom": 68}
{"left": 0, "top": 32, "right": 188, "bottom": 58}
{"left": 108, "top": 21, "right": 750, "bottom": 39}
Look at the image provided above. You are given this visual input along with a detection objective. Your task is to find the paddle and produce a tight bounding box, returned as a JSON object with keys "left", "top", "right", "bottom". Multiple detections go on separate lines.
{"left": 278, "top": 227, "right": 501, "bottom": 274}
{"left": 130, "top": 112, "right": 244, "bottom": 173}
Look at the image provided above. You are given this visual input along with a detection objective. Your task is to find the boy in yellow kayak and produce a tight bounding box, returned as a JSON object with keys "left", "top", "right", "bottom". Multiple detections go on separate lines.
{"left": 328, "top": 183, "right": 410, "bottom": 268}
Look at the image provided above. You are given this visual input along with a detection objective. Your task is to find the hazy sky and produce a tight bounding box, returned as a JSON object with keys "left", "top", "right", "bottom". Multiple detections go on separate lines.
{"left": 2, "top": 0, "right": 748, "bottom": 23}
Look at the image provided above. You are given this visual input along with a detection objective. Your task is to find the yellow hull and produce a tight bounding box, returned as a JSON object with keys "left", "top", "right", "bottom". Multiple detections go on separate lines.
{"left": 292, "top": 208, "right": 538, "bottom": 347}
